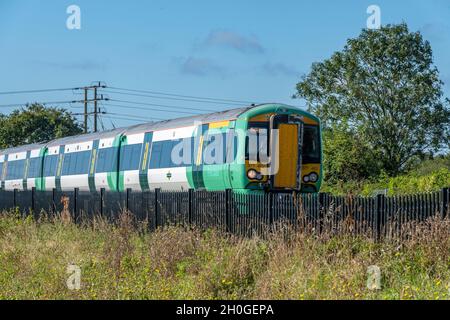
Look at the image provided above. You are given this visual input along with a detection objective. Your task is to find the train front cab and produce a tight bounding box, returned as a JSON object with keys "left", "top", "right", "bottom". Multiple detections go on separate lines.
{"left": 240, "top": 105, "right": 322, "bottom": 194}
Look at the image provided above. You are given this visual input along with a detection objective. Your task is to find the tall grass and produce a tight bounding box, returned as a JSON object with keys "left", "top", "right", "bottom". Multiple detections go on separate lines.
{"left": 0, "top": 210, "right": 449, "bottom": 300}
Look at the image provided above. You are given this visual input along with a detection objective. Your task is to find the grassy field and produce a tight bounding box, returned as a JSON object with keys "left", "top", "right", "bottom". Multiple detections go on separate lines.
{"left": 0, "top": 210, "right": 449, "bottom": 300}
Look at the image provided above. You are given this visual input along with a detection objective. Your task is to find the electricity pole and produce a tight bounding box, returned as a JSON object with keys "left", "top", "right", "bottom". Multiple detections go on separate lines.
{"left": 84, "top": 88, "right": 88, "bottom": 133}
{"left": 94, "top": 86, "right": 98, "bottom": 133}
{"left": 81, "top": 82, "right": 107, "bottom": 133}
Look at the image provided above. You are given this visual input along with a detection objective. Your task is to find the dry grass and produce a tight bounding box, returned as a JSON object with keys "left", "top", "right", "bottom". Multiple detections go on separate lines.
{"left": 0, "top": 209, "right": 449, "bottom": 300}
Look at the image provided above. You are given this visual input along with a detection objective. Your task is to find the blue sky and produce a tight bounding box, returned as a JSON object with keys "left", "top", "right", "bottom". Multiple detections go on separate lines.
{"left": 0, "top": 0, "right": 449, "bottom": 129}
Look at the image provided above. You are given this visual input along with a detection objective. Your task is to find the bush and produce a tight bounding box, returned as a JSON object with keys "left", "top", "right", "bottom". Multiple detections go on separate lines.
{"left": 322, "top": 156, "right": 450, "bottom": 196}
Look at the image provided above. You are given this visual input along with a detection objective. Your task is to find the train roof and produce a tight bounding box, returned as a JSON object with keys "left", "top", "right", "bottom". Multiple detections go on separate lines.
{"left": 123, "top": 106, "right": 252, "bottom": 135}
{"left": 0, "top": 142, "right": 46, "bottom": 156}
{"left": 46, "top": 127, "right": 126, "bottom": 147}
{"left": 0, "top": 104, "right": 317, "bottom": 155}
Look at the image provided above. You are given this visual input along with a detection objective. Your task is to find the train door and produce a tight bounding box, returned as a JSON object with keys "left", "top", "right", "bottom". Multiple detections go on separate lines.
{"left": 270, "top": 115, "right": 303, "bottom": 191}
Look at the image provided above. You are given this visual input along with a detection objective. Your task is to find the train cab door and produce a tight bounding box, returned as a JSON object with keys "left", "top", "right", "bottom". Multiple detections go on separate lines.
{"left": 270, "top": 114, "right": 303, "bottom": 191}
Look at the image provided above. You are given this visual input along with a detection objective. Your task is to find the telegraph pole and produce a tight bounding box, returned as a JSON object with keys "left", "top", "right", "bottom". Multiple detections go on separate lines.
{"left": 84, "top": 88, "right": 88, "bottom": 133}
{"left": 94, "top": 86, "right": 98, "bottom": 133}
{"left": 81, "top": 82, "right": 107, "bottom": 133}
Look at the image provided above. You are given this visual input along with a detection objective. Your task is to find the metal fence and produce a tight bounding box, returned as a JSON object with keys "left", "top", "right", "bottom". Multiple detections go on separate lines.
{"left": 0, "top": 187, "right": 449, "bottom": 239}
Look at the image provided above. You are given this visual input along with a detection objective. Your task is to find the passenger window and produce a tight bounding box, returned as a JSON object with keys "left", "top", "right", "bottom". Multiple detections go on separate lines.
{"left": 160, "top": 140, "right": 175, "bottom": 168}
{"left": 96, "top": 147, "right": 116, "bottom": 173}
{"left": 6, "top": 159, "right": 26, "bottom": 180}
{"left": 61, "top": 151, "right": 92, "bottom": 176}
{"left": 149, "top": 139, "right": 192, "bottom": 169}
{"left": 149, "top": 142, "right": 163, "bottom": 169}
{"left": 119, "top": 144, "right": 143, "bottom": 171}
{"left": 27, "top": 158, "right": 41, "bottom": 178}
{"left": 43, "top": 155, "right": 58, "bottom": 177}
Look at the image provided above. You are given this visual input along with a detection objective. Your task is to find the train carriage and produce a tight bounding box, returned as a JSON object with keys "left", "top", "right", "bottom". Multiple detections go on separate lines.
{"left": 0, "top": 143, "right": 46, "bottom": 191}
{"left": 44, "top": 128, "right": 125, "bottom": 192}
{"left": 0, "top": 104, "right": 322, "bottom": 194}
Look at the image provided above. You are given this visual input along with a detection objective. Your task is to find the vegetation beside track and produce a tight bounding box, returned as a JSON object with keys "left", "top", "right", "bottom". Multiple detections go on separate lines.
{"left": 0, "top": 211, "right": 449, "bottom": 300}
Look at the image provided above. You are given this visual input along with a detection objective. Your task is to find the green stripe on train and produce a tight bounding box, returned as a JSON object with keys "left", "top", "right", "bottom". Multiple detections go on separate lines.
{"left": 107, "top": 134, "right": 123, "bottom": 192}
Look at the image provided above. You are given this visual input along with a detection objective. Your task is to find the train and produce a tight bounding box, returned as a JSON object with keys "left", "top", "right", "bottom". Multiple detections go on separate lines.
{"left": 0, "top": 104, "right": 322, "bottom": 193}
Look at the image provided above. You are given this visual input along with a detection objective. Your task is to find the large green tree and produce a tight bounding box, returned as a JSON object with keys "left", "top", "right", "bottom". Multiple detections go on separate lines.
{"left": 295, "top": 23, "right": 450, "bottom": 177}
{"left": 0, "top": 104, "right": 83, "bottom": 149}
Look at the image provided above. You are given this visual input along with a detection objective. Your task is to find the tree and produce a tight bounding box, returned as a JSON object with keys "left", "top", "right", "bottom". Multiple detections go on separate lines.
{"left": 322, "top": 123, "right": 382, "bottom": 184}
{"left": 0, "top": 104, "right": 83, "bottom": 149}
{"left": 295, "top": 23, "right": 450, "bottom": 177}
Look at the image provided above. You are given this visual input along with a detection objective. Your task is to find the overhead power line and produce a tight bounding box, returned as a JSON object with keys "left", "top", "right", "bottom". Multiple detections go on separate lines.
{"left": 106, "top": 99, "right": 213, "bottom": 113}
{"left": 102, "top": 114, "right": 157, "bottom": 123}
{"left": 106, "top": 100, "right": 203, "bottom": 115}
{"left": 102, "top": 115, "right": 143, "bottom": 123}
{"left": 102, "top": 89, "right": 248, "bottom": 106}
{"left": 107, "top": 86, "right": 258, "bottom": 105}
{"left": 105, "top": 111, "right": 164, "bottom": 121}
{"left": 0, "top": 87, "right": 81, "bottom": 95}
{"left": 0, "top": 99, "right": 88, "bottom": 109}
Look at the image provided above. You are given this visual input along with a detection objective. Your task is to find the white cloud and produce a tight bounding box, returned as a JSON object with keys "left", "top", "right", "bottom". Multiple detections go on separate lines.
{"left": 204, "top": 30, "right": 264, "bottom": 54}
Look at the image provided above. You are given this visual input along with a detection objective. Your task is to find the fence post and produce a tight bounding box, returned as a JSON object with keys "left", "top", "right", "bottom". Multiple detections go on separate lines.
{"left": 154, "top": 188, "right": 160, "bottom": 229}
{"left": 442, "top": 187, "right": 449, "bottom": 219}
{"left": 31, "top": 187, "right": 36, "bottom": 216}
{"left": 74, "top": 188, "right": 79, "bottom": 222}
{"left": 126, "top": 188, "right": 132, "bottom": 212}
{"left": 376, "top": 194, "right": 385, "bottom": 240}
{"left": 269, "top": 192, "right": 274, "bottom": 226}
{"left": 225, "top": 189, "right": 232, "bottom": 233}
{"left": 188, "top": 189, "right": 194, "bottom": 226}
{"left": 318, "top": 192, "right": 327, "bottom": 234}
{"left": 13, "top": 188, "right": 17, "bottom": 208}
{"left": 100, "top": 188, "right": 105, "bottom": 217}
{"left": 52, "top": 188, "right": 57, "bottom": 214}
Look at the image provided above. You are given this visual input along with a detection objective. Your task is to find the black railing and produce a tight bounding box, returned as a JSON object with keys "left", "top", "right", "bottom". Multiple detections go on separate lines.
{"left": 0, "top": 187, "right": 448, "bottom": 238}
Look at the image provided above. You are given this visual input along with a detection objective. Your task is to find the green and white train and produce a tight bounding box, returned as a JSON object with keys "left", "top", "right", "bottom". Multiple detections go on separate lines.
{"left": 0, "top": 104, "right": 322, "bottom": 193}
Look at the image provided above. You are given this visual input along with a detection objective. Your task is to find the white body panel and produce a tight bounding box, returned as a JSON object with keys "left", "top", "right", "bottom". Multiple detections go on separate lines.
{"left": 126, "top": 133, "right": 145, "bottom": 144}
{"left": 27, "top": 178, "right": 36, "bottom": 189}
{"left": 148, "top": 167, "right": 189, "bottom": 191}
{"left": 30, "top": 149, "right": 41, "bottom": 158}
{"left": 44, "top": 177, "right": 56, "bottom": 191}
{"left": 8, "top": 152, "right": 27, "bottom": 161}
{"left": 95, "top": 172, "right": 111, "bottom": 191}
{"left": 64, "top": 141, "right": 93, "bottom": 154}
{"left": 99, "top": 137, "right": 116, "bottom": 149}
{"left": 5, "top": 179, "right": 23, "bottom": 190}
{"left": 153, "top": 126, "right": 196, "bottom": 142}
{"left": 47, "top": 146, "right": 60, "bottom": 155}
{"left": 61, "top": 174, "right": 90, "bottom": 191}
{"left": 123, "top": 170, "right": 140, "bottom": 191}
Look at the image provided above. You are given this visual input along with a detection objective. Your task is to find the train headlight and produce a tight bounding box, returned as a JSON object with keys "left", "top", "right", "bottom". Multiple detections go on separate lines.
{"left": 309, "top": 172, "right": 319, "bottom": 183}
{"left": 303, "top": 175, "right": 310, "bottom": 183}
{"left": 247, "top": 169, "right": 258, "bottom": 180}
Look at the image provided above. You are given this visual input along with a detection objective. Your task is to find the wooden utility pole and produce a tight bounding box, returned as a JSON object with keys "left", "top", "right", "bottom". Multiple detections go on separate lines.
{"left": 94, "top": 86, "right": 98, "bottom": 133}
{"left": 84, "top": 88, "right": 88, "bottom": 133}
{"left": 81, "top": 82, "right": 106, "bottom": 133}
